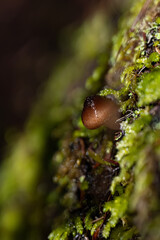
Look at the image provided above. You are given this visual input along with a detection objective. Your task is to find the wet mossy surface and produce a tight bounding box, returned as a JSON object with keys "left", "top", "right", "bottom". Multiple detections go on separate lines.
{"left": 49, "top": 1, "right": 160, "bottom": 240}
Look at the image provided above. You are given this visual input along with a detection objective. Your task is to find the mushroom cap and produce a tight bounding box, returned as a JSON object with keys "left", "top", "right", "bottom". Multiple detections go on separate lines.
{"left": 81, "top": 95, "right": 120, "bottom": 130}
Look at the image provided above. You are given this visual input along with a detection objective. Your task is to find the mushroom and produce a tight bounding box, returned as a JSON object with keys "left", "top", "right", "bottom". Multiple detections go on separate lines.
{"left": 81, "top": 95, "right": 120, "bottom": 130}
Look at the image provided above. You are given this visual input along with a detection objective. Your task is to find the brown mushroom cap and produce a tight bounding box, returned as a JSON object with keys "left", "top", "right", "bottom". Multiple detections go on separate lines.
{"left": 81, "top": 95, "right": 120, "bottom": 130}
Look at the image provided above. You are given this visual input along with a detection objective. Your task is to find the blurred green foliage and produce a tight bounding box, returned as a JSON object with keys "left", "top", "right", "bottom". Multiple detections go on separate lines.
{"left": 0, "top": 11, "right": 111, "bottom": 240}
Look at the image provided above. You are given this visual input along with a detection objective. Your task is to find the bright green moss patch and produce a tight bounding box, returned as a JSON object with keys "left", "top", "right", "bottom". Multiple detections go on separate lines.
{"left": 136, "top": 69, "right": 160, "bottom": 106}
{"left": 102, "top": 191, "right": 129, "bottom": 238}
{"left": 91, "top": 219, "right": 103, "bottom": 236}
{"left": 149, "top": 52, "right": 160, "bottom": 62}
{"left": 130, "top": 128, "right": 160, "bottom": 239}
{"left": 111, "top": 110, "right": 152, "bottom": 193}
{"left": 48, "top": 224, "right": 73, "bottom": 240}
{"left": 156, "top": 17, "right": 160, "bottom": 24}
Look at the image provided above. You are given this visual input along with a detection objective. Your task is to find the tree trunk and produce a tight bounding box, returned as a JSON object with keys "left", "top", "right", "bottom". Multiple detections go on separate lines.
{"left": 0, "top": 0, "right": 160, "bottom": 240}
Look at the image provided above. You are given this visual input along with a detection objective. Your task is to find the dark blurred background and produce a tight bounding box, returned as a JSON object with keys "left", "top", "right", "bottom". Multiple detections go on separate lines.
{"left": 0, "top": 0, "right": 129, "bottom": 158}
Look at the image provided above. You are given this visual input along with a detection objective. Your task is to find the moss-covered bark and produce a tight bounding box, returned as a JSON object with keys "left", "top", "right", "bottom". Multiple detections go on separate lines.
{"left": 49, "top": 0, "right": 160, "bottom": 239}
{"left": 1, "top": 0, "right": 160, "bottom": 240}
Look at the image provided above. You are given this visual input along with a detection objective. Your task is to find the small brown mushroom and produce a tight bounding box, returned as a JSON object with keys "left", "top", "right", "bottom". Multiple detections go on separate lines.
{"left": 81, "top": 95, "right": 120, "bottom": 130}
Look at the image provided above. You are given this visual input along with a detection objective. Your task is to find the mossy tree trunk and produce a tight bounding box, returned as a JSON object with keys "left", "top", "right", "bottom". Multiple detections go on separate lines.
{"left": 0, "top": 1, "right": 160, "bottom": 240}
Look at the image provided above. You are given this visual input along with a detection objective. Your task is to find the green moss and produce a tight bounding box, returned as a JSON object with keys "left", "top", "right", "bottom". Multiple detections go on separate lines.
{"left": 49, "top": 0, "right": 160, "bottom": 239}
{"left": 136, "top": 69, "right": 160, "bottom": 106}
{"left": 87, "top": 149, "right": 110, "bottom": 165}
{"left": 75, "top": 217, "right": 83, "bottom": 235}
{"left": 109, "top": 226, "right": 138, "bottom": 240}
{"left": 48, "top": 224, "right": 73, "bottom": 240}
{"left": 1, "top": 0, "right": 160, "bottom": 239}
{"left": 91, "top": 219, "right": 103, "bottom": 236}
{"left": 156, "top": 17, "right": 160, "bottom": 24}
{"left": 102, "top": 183, "right": 134, "bottom": 239}
{"left": 120, "top": 227, "right": 139, "bottom": 240}
{"left": 149, "top": 52, "right": 160, "bottom": 62}
{"left": 84, "top": 211, "right": 94, "bottom": 231}
{"left": 111, "top": 110, "right": 152, "bottom": 192}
